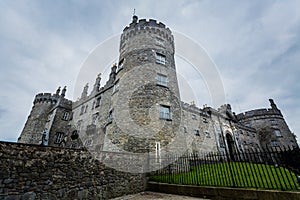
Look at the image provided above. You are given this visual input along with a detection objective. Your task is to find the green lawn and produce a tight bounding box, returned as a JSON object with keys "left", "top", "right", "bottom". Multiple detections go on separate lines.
{"left": 149, "top": 162, "right": 299, "bottom": 191}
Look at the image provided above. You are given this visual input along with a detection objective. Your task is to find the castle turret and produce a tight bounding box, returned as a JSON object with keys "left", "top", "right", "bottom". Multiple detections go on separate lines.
{"left": 18, "top": 86, "right": 72, "bottom": 145}
{"left": 104, "top": 16, "right": 183, "bottom": 154}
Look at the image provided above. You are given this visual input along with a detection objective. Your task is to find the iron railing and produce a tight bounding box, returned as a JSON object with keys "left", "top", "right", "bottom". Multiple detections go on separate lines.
{"left": 149, "top": 146, "right": 300, "bottom": 191}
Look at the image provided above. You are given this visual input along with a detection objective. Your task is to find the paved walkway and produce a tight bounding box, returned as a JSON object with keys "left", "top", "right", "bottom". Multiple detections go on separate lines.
{"left": 110, "top": 192, "right": 210, "bottom": 200}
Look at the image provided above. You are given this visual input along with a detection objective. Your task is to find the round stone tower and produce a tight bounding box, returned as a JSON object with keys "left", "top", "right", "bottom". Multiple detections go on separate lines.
{"left": 103, "top": 16, "right": 185, "bottom": 154}
{"left": 18, "top": 88, "right": 63, "bottom": 144}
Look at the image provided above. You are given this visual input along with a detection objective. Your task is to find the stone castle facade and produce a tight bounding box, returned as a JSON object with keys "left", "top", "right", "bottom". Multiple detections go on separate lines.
{"left": 18, "top": 16, "right": 298, "bottom": 156}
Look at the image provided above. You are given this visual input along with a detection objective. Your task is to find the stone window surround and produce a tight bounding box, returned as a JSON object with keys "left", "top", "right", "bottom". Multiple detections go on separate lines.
{"left": 155, "top": 52, "right": 166, "bottom": 65}
{"left": 159, "top": 105, "right": 171, "bottom": 120}
{"left": 156, "top": 73, "right": 168, "bottom": 87}
{"left": 62, "top": 111, "right": 70, "bottom": 121}
{"left": 54, "top": 132, "right": 64, "bottom": 144}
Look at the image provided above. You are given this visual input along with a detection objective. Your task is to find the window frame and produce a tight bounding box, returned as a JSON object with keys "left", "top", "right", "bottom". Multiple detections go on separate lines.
{"left": 55, "top": 132, "right": 64, "bottom": 144}
{"left": 155, "top": 53, "right": 166, "bottom": 65}
{"left": 156, "top": 73, "right": 168, "bottom": 87}
{"left": 159, "top": 105, "right": 171, "bottom": 120}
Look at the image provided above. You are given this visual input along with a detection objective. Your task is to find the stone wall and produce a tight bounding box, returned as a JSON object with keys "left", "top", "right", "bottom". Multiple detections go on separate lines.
{"left": 0, "top": 141, "right": 146, "bottom": 200}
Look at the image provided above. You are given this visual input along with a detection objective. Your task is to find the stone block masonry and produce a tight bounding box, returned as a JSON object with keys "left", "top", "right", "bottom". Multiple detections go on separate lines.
{"left": 0, "top": 141, "right": 146, "bottom": 200}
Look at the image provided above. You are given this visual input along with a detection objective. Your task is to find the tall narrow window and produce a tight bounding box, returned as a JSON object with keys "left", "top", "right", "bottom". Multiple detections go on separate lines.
{"left": 95, "top": 96, "right": 101, "bottom": 108}
{"left": 159, "top": 105, "right": 171, "bottom": 120}
{"left": 155, "top": 53, "right": 166, "bottom": 65}
{"left": 108, "top": 109, "right": 113, "bottom": 123}
{"left": 156, "top": 73, "right": 168, "bottom": 87}
{"left": 62, "top": 112, "right": 70, "bottom": 120}
{"left": 113, "top": 80, "right": 119, "bottom": 93}
{"left": 117, "top": 59, "right": 124, "bottom": 71}
{"left": 155, "top": 142, "right": 161, "bottom": 162}
{"left": 55, "top": 132, "right": 64, "bottom": 144}
{"left": 80, "top": 105, "right": 85, "bottom": 115}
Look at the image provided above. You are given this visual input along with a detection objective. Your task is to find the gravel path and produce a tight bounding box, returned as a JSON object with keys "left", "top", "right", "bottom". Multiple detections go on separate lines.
{"left": 110, "top": 191, "right": 210, "bottom": 200}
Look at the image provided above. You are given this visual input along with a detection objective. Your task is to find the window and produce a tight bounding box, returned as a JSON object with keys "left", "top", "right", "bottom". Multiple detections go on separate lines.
{"left": 84, "top": 139, "right": 93, "bottom": 147}
{"left": 156, "top": 73, "right": 168, "bottom": 87}
{"left": 113, "top": 80, "right": 119, "bottom": 93}
{"left": 95, "top": 96, "right": 101, "bottom": 108}
{"left": 117, "top": 59, "right": 124, "bottom": 71}
{"left": 274, "top": 129, "right": 282, "bottom": 137}
{"left": 108, "top": 109, "right": 113, "bottom": 123}
{"left": 194, "top": 130, "right": 200, "bottom": 136}
{"left": 219, "top": 134, "right": 225, "bottom": 148}
{"left": 77, "top": 120, "right": 82, "bottom": 134}
{"left": 155, "top": 53, "right": 166, "bottom": 65}
{"left": 70, "top": 143, "right": 77, "bottom": 148}
{"left": 270, "top": 119, "right": 277, "bottom": 125}
{"left": 244, "top": 122, "right": 251, "bottom": 127}
{"left": 80, "top": 105, "right": 85, "bottom": 115}
{"left": 205, "top": 131, "right": 210, "bottom": 138}
{"left": 55, "top": 132, "right": 64, "bottom": 144}
{"left": 271, "top": 140, "right": 280, "bottom": 147}
{"left": 92, "top": 113, "right": 99, "bottom": 125}
{"left": 159, "top": 105, "right": 171, "bottom": 120}
{"left": 62, "top": 112, "right": 70, "bottom": 120}
{"left": 192, "top": 114, "right": 196, "bottom": 120}
{"left": 155, "top": 142, "right": 161, "bottom": 162}
{"left": 84, "top": 105, "right": 88, "bottom": 113}
{"left": 203, "top": 118, "right": 208, "bottom": 123}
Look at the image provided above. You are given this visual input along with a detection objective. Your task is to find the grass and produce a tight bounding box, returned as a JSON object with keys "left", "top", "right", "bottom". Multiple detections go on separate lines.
{"left": 149, "top": 162, "right": 299, "bottom": 191}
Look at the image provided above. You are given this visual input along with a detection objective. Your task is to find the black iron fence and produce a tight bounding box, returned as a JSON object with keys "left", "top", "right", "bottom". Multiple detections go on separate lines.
{"left": 149, "top": 146, "right": 300, "bottom": 191}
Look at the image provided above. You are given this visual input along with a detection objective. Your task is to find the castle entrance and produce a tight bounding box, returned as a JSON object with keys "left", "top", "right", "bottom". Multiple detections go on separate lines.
{"left": 226, "top": 133, "right": 235, "bottom": 161}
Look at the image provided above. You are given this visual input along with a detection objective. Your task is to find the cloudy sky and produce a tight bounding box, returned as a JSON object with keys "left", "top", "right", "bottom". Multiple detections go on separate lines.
{"left": 0, "top": 0, "right": 299, "bottom": 145}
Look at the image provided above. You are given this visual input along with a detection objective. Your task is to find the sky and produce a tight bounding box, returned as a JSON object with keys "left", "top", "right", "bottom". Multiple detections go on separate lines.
{"left": 0, "top": 0, "right": 299, "bottom": 145}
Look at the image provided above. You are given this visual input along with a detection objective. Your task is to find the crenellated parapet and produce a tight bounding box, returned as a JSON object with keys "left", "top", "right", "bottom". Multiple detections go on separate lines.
{"left": 120, "top": 17, "right": 174, "bottom": 55}
{"left": 121, "top": 19, "right": 173, "bottom": 42}
{"left": 34, "top": 93, "right": 60, "bottom": 104}
{"left": 33, "top": 87, "right": 72, "bottom": 108}
{"left": 236, "top": 108, "right": 283, "bottom": 121}
{"left": 181, "top": 101, "right": 210, "bottom": 118}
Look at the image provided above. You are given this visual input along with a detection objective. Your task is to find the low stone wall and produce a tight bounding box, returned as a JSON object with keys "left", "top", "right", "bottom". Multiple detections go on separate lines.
{"left": 0, "top": 141, "right": 146, "bottom": 199}
{"left": 147, "top": 182, "right": 300, "bottom": 200}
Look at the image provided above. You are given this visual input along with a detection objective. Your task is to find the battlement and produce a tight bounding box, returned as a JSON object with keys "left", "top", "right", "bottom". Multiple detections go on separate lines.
{"left": 34, "top": 93, "right": 72, "bottom": 107}
{"left": 120, "top": 18, "right": 174, "bottom": 47}
{"left": 181, "top": 101, "right": 210, "bottom": 117}
{"left": 236, "top": 108, "right": 282, "bottom": 120}
{"left": 123, "top": 18, "right": 169, "bottom": 32}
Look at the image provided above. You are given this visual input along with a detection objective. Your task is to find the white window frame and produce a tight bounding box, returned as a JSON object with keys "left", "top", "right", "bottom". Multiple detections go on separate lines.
{"left": 156, "top": 73, "right": 168, "bottom": 87}
{"left": 155, "top": 53, "right": 166, "bottom": 65}
{"left": 159, "top": 105, "right": 171, "bottom": 120}
{"left": 155, "top": 142, "right": 161, "bottom": 163}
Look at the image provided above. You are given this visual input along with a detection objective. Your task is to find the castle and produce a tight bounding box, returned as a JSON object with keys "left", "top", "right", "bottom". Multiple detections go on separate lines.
{"left": 18, "top": 16, "right": 298, "bottom": 157}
